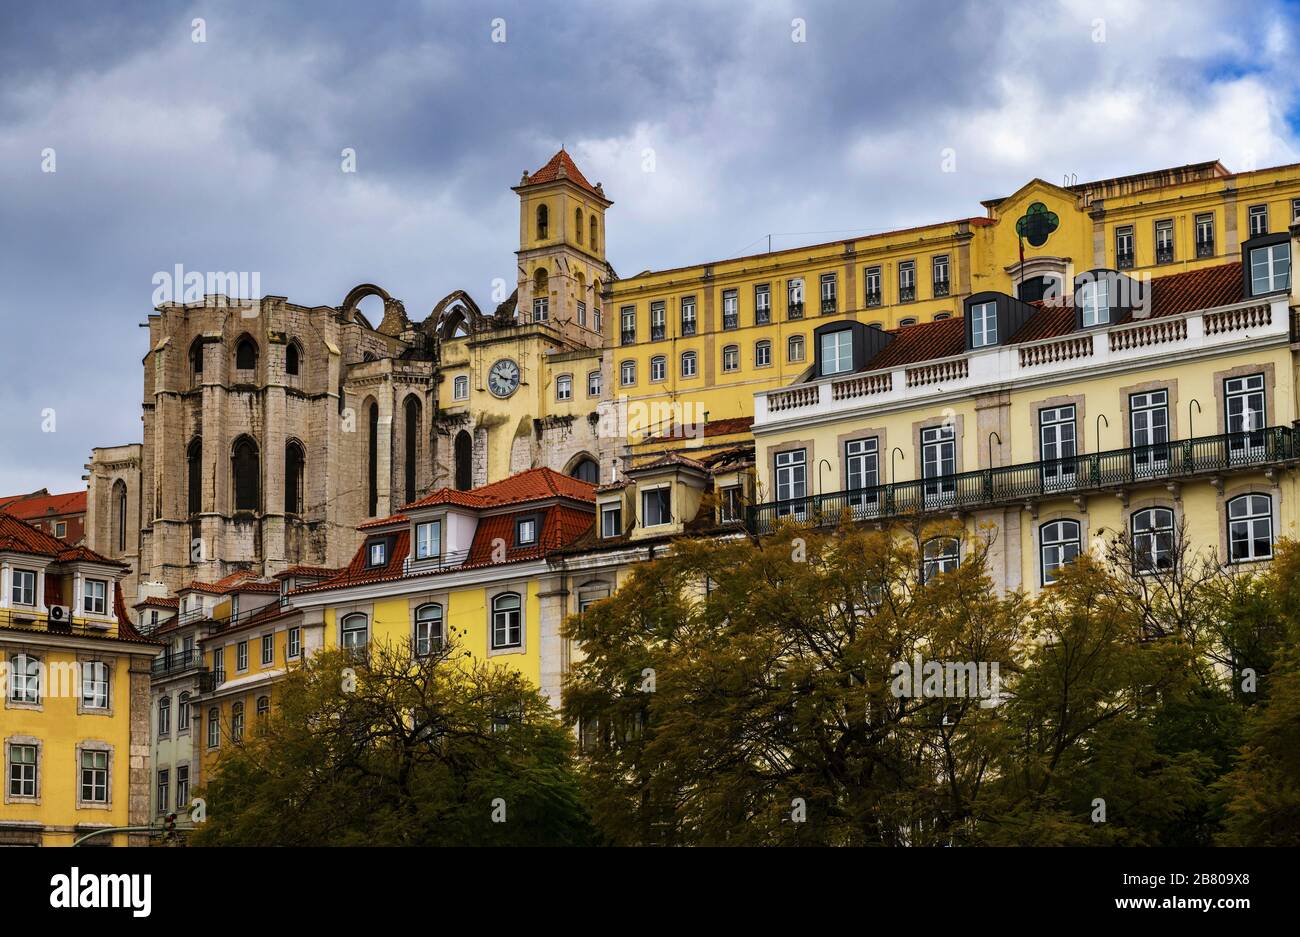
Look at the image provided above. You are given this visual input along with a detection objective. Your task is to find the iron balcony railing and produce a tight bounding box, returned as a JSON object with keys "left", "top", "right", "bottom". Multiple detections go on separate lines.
{"left": 933, "top": 279, "right": 950, "bottom": 298}
{"left": 788, "top": 301, "right": 805, "bottom": 318}
{"left": 747, "top": 427, "right": 1296, "bottom": 535}
{"left": 821, "top": 298, "right": 837, "bottom": 314}
{"left": 1117, "top": 251, "right": 1135, "bottom": 269}
{"left": 866, "top": 291, "right": 882, "bottom": 308}
{"left": 898, "top": 285, "right": 916, "bottom": 303}
{"left": 151, "top": 649, "right": 206, "bottom": 679}
{"left": 1156, "top": 245, "right": 1175, "bottom": 264}
{"left": 0, "top": 607, "right": 118, "bottom": 637}
{"left": 1196, "top": 239, "right": 1215, "bottom": 258}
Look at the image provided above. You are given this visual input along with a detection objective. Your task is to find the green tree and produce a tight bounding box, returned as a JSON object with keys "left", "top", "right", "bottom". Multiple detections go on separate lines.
{"left": 193, "top": 642, "right": 594, "bottom": 846}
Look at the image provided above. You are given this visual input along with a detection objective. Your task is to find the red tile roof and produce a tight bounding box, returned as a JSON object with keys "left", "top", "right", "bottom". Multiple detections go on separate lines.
{"left": 0, "top": 510, "right": 120, "bottom": 564}
{"left": 523, "top": 149, "right": 603, "bottom": 197}
{"left": 181, "top": 569, "right": 277, "bottom": 595}
{"left": 859, "top": 261, "right": 1248, "bottom": 371}
{"left": 273, "top": 565, "right": 340, "bottom": 580}
{"left": 403, "top": 467, "right": 595, "bottom": 511}
{"left": 0, "top": 489, "right": 86, "bottom": 520}
{"left": 643, "top": 416, "right": 754, "bottom": 444}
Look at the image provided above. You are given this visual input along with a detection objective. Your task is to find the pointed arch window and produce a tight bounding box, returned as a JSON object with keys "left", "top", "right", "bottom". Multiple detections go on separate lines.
{"left": 187, "top": 437, "right": 202, "bottom": 515}
{"left": 285, "top": 440, "right": 305, "bottom": 514}
{"left": 235, "top": 337, "right": 258, "bottom": 371}
{"left": 367, "top": 402, "right": 380, "bottom": 516}
{"left": 404, "top": 395, "right": 421, "bottom": 505}
{"left": 113, "top": 480, "right": 128, "bottom": 552}
{"left": 286, "top": 341, "right": 300, "bottom": 376}
{"left": 189, "top": 338, "right": 204, "bottom": 377}
{"left": 232, "top": 437, "right": 260, "bottom": 512}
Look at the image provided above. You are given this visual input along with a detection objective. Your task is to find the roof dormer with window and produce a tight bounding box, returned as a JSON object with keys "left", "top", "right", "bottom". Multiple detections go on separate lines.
{"left": 1242, "top": 231, "right": 1292, "bottom": 298}
{"left": 963, "top": 291, "right": 1037, "bottom": 350}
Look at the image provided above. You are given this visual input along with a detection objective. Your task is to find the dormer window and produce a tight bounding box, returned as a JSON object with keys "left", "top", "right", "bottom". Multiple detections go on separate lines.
{"left": 970, "top": 301, "right": 998, "bottom": 348}
{"left": 415, "top": 520, "right": 441, "bottom": 560}
{"left": 819, "top": 329, "right": 853, "bottom": 376}
{"left": 641, "top": 488, "right": 671, "bottom": 527}
{"left": 1079, "top": 279, "right": 1110, "bottom": 327}
{"left": 11, "top": 569, "right": 35, "bottom": 606}
{"left": 515, "top": 516, "right": 537, "bottom": 546}
{"left": 367, "top": 540, "right": 387, "bottom": 567}
{"left": 1249, "top": 241, "right": 1291, "bottom": 296}
{"left": 600, "top": 502, "right": 623, "bottom": 538}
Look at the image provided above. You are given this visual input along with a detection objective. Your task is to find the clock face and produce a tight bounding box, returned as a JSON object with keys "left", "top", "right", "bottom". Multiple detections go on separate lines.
{"left": 487, "top": 358, "right": 521, "bottom": 398}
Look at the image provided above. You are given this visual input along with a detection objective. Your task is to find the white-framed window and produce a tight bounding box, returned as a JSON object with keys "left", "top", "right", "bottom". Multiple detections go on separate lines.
{"left": 206, "top": 707, "right": 220, "bottom": 748}
{"left": 864, "top": 266, "right": 882, "bottom": 304}
{"left": 576, "top": 300, "right": 587, "bottom": 328}
{"left": 774, "top": 448, "right": 806, "bottom": 517}
{"left": 722, "top": 289, "right": 739, "bottom": 330}
{"left": 1248, "top": 203, "right": 1268, "bottom": 236}
{"left": 1130, "top": 389, "right": 1169, "bottom": 475}
{"left": 416, "top": 520, "right": 441, "bottom": 560}
{"left": 587, "top": 370, "right": 602, "bottom": 397}
{"left": 9, "top": 654, "right": 40, "bottom": 704}
{"left": 491, "top": 592, "right": 522, "bottom": 650}
{"left": 1249, "top": 242, "right": 1291, "bottom": 295}
{"left": 787, "top": 278, "right": 804, "bottom": 317}
{"left": 257, "top": 696, "right": 269, "bottom": 718}
{"left": 932, "top": 254, "right": 950, "bottom": 294}
{"left": 1195, "top": 212, "right": 1215, "bottom": 254}
{"left": 556, "top": 374, "right": 573, "bottom": 400}
{"left": 898, "top": 260, "right": 916, "bottom": 300}
{"left": 81, "top": 661, "right": 109, "bottom": 709}
{"left": 718, "top": 485, "right": 743, "bottom": 522}
{"left": 650, "top": 356, "right": 666, "bottom": 382}
{"left": 516, "top": 516, "right": 537, "bottom": 545}
{"left": 650, "top": 301, "right": 666, "bottom": 340}
{"left": 970, "top": 300, "right": 997, "bottom": 347}
{"left": 1131, "top": 507, "right": 1175, "bottom": 572}
{"left": 620, "top": 360, "right": 636, "bottom": 386}
{"left": 287, "top": 627, "right": 301, "bottom": 659}
{"left": 681, "top": 351, "right": 697, "bottom": 378}
{"left": 1040, "top": 519, "right": 1081, "bottom": 585}
{"left": 820, "top": 273, "right": 837, "bottom": 313}
{"left": 236, "top": 641, "right": 248, "bottom": 671}
{"left": 211, "top": 649, "right": 225, "bottom": 684}
{"left": 620, "top": 306, "right": 636, "bottom": 344}
{"left": 1293, "top": 198, "right": 1300, "bottom": 224}
{"left": 11, "top": 569, "right": 35, "bottom": 606}
{"left": 845, "top": 437, "right": 879, "bottom": 510}
{"left": 819, "top": 329, "right": 853, "bottom": 376}
{"left": 722, "top": 345, "right": 739, "bottom": 372}
{"left": 680, "top": 296, "right": 697, "bottom": 335}
{"left": 754, "top": 284, "right": 771, "bottom": 324}
{"left": 261, "top": 633, "right": 273, "bottom": 665}
{"left": 231, "top": 702, "right": 244, "bottom": 741}
{"left": 176, "top": 765, "right": 190, "bottom": 808}
{"left": 8, "top": 743, "right": 37, "bottom": 799}
{"left": 1079, "top": 278, "right": 1109, "bottom": 327}
{"left": 755, "top": 340, "right": 772, "bottom": 367}
{"left": 1115, "top": 225, "right": 1134, "bottom": 265}
{"left": 80, "top": 749, "right": 108, "bottom": 803}
{"left": 532, "top": 296, "right": 549, "bottom": 322}
{"left": 788, "top": 334, "right": 805, "bottom": 362}
{"left": 157, "top": 768, "right": 169, "bottom": 813}
{"left": 414, "top": 603, "right": 444, "bottom": 656}
{"left": 641, "top": 487, "right": 671, "bottom": 527}
{"left": 1040, "top": 404, "right": 1077, "bottom": 487}
{"left": 158, "top": 695, "right": 171, "bottom": 735}
{"left": 922, "top": 424, "right": 957, "bottom": 503}
{"left": 922, "top": 538, "right": 960, "bottom": 582}
{"left": 1228, "top": 494, "right": 1273, "bottom": 562}
{"left": 600, "top": 502, "right": 622, "bottom": 538}
{"left": 55, "top": 522, "right": 66, "bottom": 538}
{"left": 899, "top": 317, "right": 917, "bottom": 327}
{"left": 452, "top": 375, "right": 469, "bottom": 400}
{"left": 83, "top": 579, "right": 107, "bottom": 615}
{"left": 178, "top": 691, "right": 190, "bottom": 731}
{"left": 1155, "top": 218, "right": 1174, "bottom": 261}
{"left": 368, "top": 540, "right": 387, "bottom": 566}
{"left": 341, "top": 613, "right": 368, "bottom": 652}
{"left": 1225, "top": 373, "right": 1266, "bottom": 458}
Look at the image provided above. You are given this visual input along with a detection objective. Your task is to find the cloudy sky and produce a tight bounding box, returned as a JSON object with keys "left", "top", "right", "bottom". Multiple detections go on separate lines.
{"left": 1, "top": 0, "right": 1298, "bottom": 495}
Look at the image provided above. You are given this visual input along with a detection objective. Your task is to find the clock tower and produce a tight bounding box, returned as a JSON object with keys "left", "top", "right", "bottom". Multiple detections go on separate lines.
{"left": 513, "top": 149, "right": 613, "bottom": 349}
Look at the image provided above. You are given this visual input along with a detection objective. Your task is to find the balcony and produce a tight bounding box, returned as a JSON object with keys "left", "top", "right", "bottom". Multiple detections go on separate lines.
{"left": 620, "top": 330, "right": 636, "bottom": 346}
{"left": 821, "top": 298, "right": 837, "bottom": 314}
{"left": 1156, "top": 245, "right": 1174, "bottom": 264}
{"left": 1197, "top": 240, "right": 1215, "bottom": 259}
{"left": 151, "top": 649, "right": 206, "bottom": 679}
{"left": 747, "top": 427, "right": 1296, "bottom": 535}
{"left": 681, "top": 320, "right": 696, "bottom": 336}
{"left": 898, "top": 285, "right": 916, "bottom": 303}
{"left": 866, "top": 291, "right": 882, "bottom": 308}
{"left": 933, "top": 279, "right": 950, "bottom": 298}
{"left": 755, "top": 308, "right": 771, "bottom": 325}
{"left": 1117, "top": 251, "right": 1135, "bottom": 270}
{"left": 723, "top": 314, "right": 738, "bottom": 330}
{"left": 788, "top": 301, "right": 804, "bottom": 319}
{"left": 650, "top": 325, "right": 665, "bottom": 341}
{"left": 0, "top": 608, "right": 119, "bottom": 638}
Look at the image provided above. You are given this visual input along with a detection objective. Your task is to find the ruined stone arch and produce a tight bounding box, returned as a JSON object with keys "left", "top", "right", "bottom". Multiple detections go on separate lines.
{"left": 340, "top": 283, "right": 391, "bottom": 330}
{"left": 429, "top": 290, "right": 484, "bottom": 340}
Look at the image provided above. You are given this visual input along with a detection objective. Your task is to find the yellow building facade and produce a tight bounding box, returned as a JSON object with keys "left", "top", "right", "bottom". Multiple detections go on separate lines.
{"left": 0, "top": 513, "right": 158, "bottom": 846}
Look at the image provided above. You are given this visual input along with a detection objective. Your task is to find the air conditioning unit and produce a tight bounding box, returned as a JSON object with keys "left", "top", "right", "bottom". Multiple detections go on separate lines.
{"left": 47, "top": 605, "right": 72, "bottom": 625}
